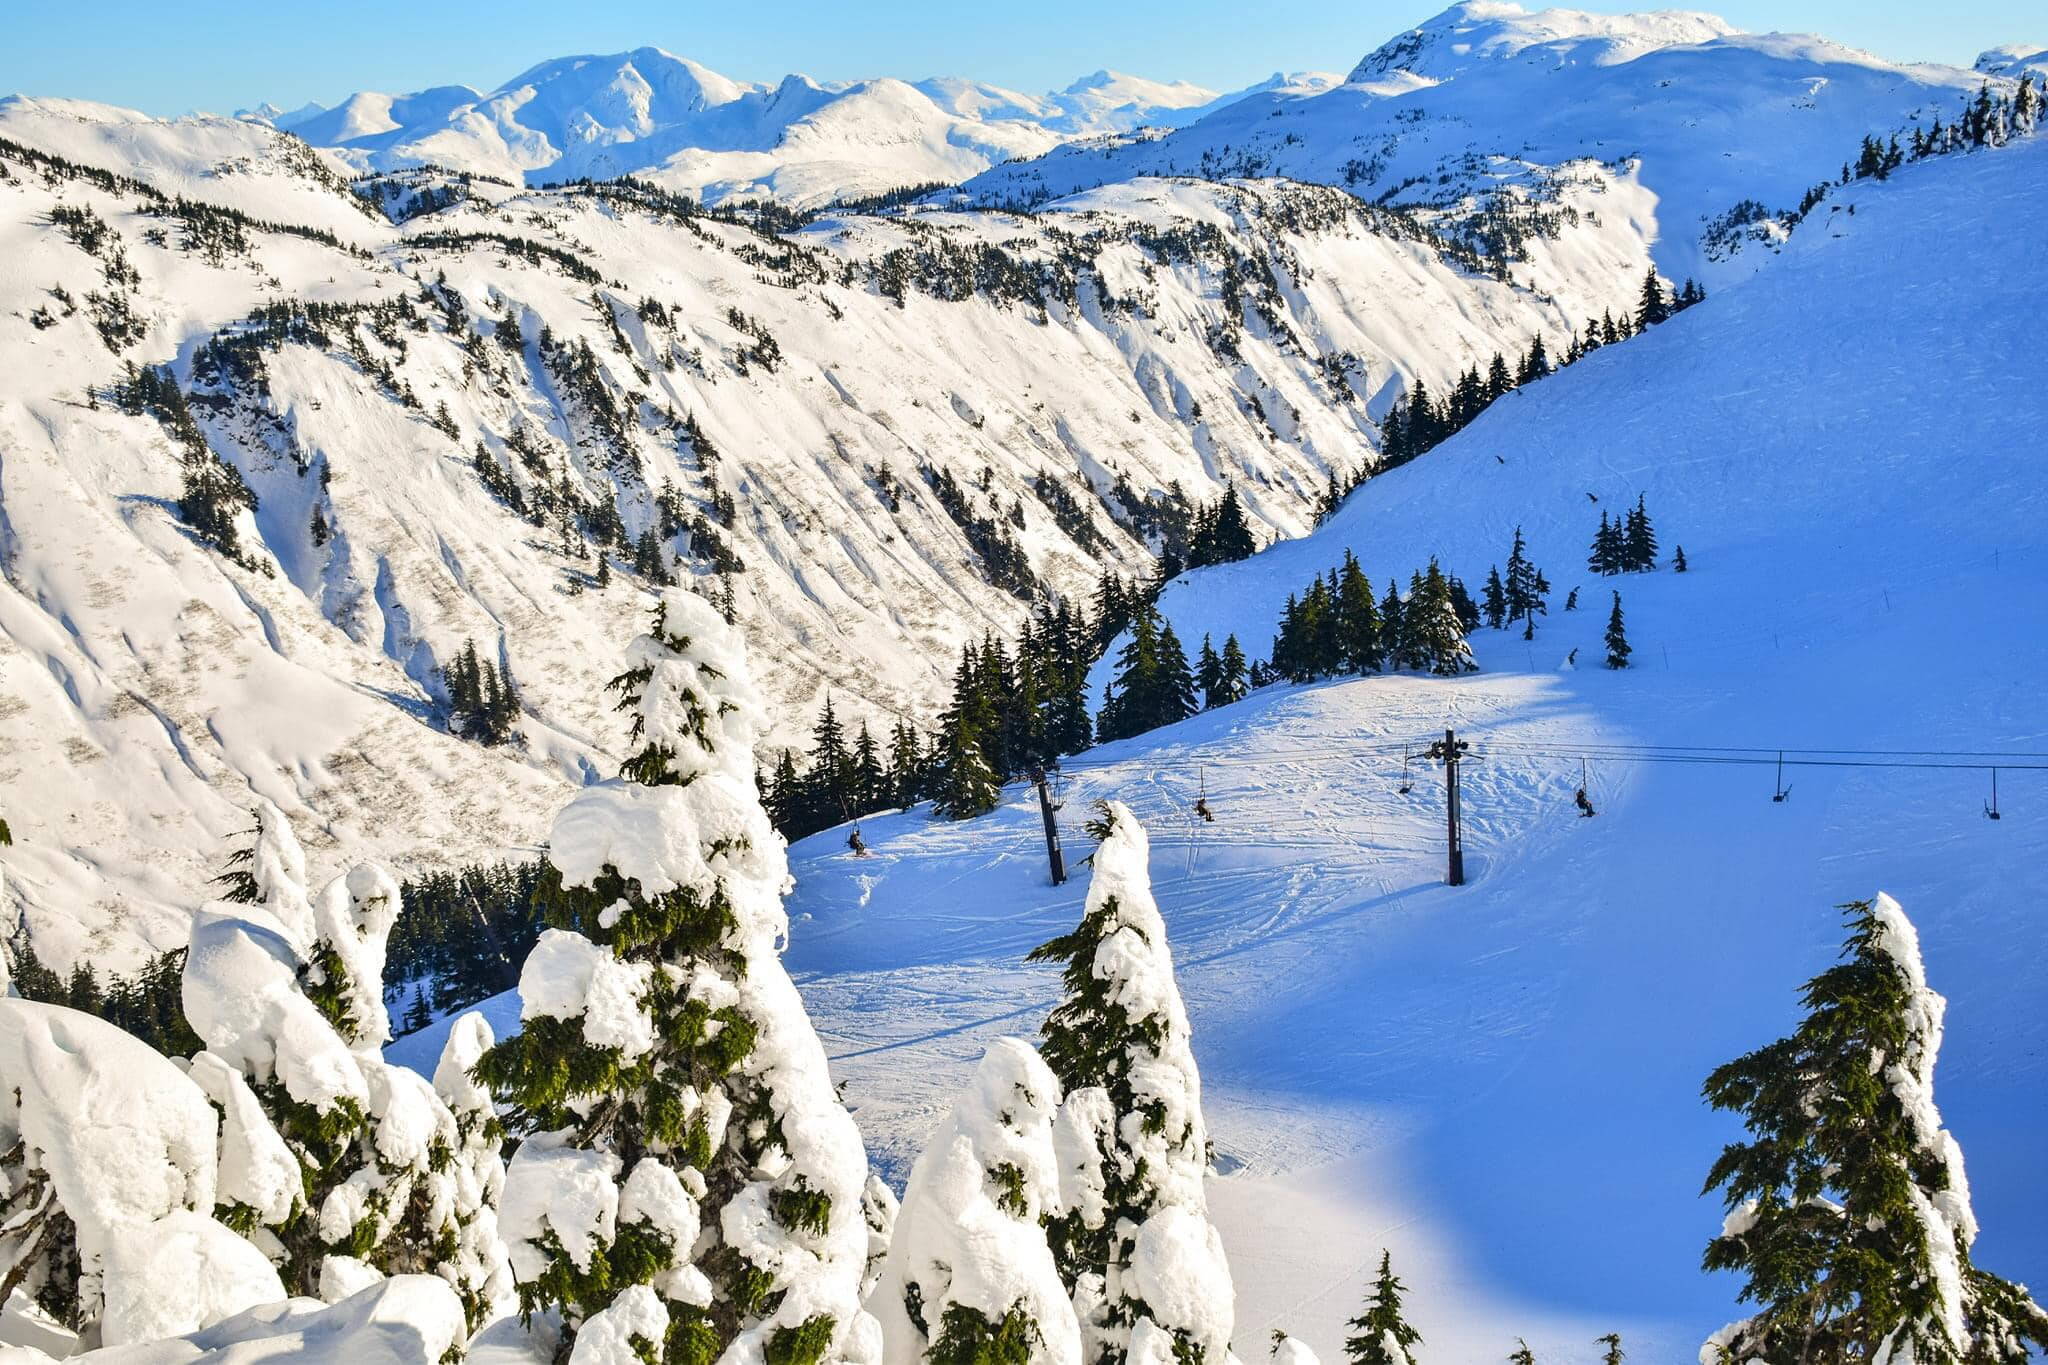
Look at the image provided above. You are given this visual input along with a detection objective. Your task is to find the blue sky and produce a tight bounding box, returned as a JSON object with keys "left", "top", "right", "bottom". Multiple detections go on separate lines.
{"left": 6, "top": 0, "right": 2040, "bottom": 116}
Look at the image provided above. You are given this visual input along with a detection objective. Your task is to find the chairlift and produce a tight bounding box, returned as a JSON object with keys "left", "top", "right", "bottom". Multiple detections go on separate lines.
{"left": 1398, "top": 745, "right": 1414, "bottom": 795}
{"left": 1771, "top": 751, "right": 1790, "bottom": 803}
{"left": 1986, "top": 767, "right": 2002, "bottom": 821}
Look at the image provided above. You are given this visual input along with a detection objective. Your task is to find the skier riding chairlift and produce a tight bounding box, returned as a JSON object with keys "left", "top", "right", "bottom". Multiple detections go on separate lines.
{"left": 847, "top": 825, "right": 869, "bottom": 856}
{"left": 1575, "top": 786, "right": 1596, "bottom": 818}
{"left": 1194, "top": 797, "right": 1214, "bottom": 823}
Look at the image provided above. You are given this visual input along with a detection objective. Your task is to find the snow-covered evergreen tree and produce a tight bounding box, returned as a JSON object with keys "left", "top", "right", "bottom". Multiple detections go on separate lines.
{"left": 479, "top": 589, "right": 879, "bottom": 1365}
{"left": 432, "top": 1011, "right": 516, "bottom": 1328}
{"left": 1345, "top": 1251, "right": 1420, "bottom": 1365}
{"left": 1028, "top": 802, "right": 1232, "bottom": 1365}
{"left": 1700, "top": 894, "right": 2048, "bottom": 1365}
{"left": 873, "top": 1038, "right": 1080, "bottom": 1365}
{"left": 0, "top": 998, "right": 286, "bottom": 1348}
{"left": 184, "top": 807, "right": 509, "bottom": 1320}
{"left": 1273, "top": 1337, "right": 1323, "bottom": 1365}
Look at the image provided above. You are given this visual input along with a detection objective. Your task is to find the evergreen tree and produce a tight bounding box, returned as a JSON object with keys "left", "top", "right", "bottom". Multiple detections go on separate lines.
{"left": 1447, "top": 576, "right": 1480, "bottom": 635}
{"left": 1486, "top": 351, "right": 1515, "bottom": 400}
{"left": 1345, "top": 1251, "right": 1421, "bottom": 1365}
{"left": 1379, "top": 402, "right": 1410, "bottom": 467}
{"left": 1595, "top": 1333, "right": 1623, "bottom": 1365}
{"left": 1217, "top": 635, "right": 1249, "bottom": 706}
{"left": 1482, "top": 566, "right": 1507, "bottom": 630}
{"left": 1635, "top": 269, "right": 1670, "bottom": 330}
{"left": 887, "top": 720, "right": 926, "bottom": 809}
{"left": 1507, "top": 1341, "right": 1535, "bottom": 1365}
{"left": 1622, "top": 496, "right": 1658, "bottom": 572}
{"left": 1029, "top": 803, "right": 1231, "bottom": 1365}
{"left": 477, "top": 592, "right": 879, "bottom": 1361}
{"left": 1378, "top": 581, "right": 1407, "bottom": 671}
{"left": 1672, "top": 545, "right": 1688, "bottom": 573}
{"left": 1197, "top": 635, "right": 1225, "bottom": 711}
{"left": 933, "top": 652, "right": 1003, "bottom": 821}
{"left": 1335, "top": 554, "right": 1381, "bottom": 675}
{"left": 178, "top": 450, "right": 260, "bottom": 563}
{"left": 809, "top": 696, "right": 853, "bottom": 828}
{"left": 1700, "top": 896, "right": 2048, "bottom": 1365}
{"left": 1503, "top": 528, "right": 1546, "bottom": 636}
{"left": 1190, "top": 485, "right": 1257, "bottom": 567}
{"left": 1405, "top": 376, "right": 1439, "bottom": 453}
{"left": 1604, "top": 593, "right": 1631, "bottom": 670}
{"left": 1156, "top": 622, "right": 1198, "bottom": 725}
{"left": 1518, "top": 335, "right": 1550, "bottom": 386}
{"left": 1410, "top": 562, "right": 1477, "bottom": 676}
{"left": 183, "top": 809, "right": 509, "bottom": 1317}
{"left": 431, "top": 1012, "right": 517, "bottom": 1328}
{"left": 850, "top": 722, "right": 886, "bottom": 816}
{"left": 1097, "top": 607, "right": 1195, "bottom": 743}
{"left": 1588, "top": 512, "right": 1622, "bottom": 576}
{"left": 442, "top": 639, "right": 520, "bottom": 746}
{"left": 874, "top": 1040, "right": 1080, "bottom": 1365}
{"left": 766, "top": 750, "right": 804, "bottom": 833}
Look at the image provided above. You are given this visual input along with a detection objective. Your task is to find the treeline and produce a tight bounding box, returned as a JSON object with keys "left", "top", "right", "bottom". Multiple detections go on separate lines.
{"left": 384, "top": 859, "right": 548, "bottom": 1025}
{"left": 6, "top": 933, "right": 200, "bottom": 1056}
{"left": 766, "top": 594, "right": 1099, "bottom": 836}
{"left": 1380, "top": 268, "right": 1704, "bottom": 468}
{"left": 1268, "top": 554, "right": 1479, "bottom": 683}
{"left": 1756, "top": 77, "right": 2044, "bottom": 243}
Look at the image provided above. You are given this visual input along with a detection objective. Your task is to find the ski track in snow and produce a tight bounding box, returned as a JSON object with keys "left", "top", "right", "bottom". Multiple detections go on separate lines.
{"left": 784, "top": 138, "right": 2048, "bottom": 1363}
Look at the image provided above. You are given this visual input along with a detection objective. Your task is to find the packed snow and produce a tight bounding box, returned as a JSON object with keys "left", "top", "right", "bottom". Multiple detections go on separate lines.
{"left": 3, "top": 6, "right": 2046, "bottom": 1364}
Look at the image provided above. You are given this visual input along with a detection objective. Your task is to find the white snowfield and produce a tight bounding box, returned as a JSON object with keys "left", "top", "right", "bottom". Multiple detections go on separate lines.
{"left": 769, "top": 132, "right": 2048, "bottom": 1361}
{"left": 0, "top": 84, "right": 1654, "bottom": 969}
{"left": 0, "top": 5, "right": 2045, "bottom": 1363}
{"left": 961, "top": 1, "right": 2012, "bottom": 284}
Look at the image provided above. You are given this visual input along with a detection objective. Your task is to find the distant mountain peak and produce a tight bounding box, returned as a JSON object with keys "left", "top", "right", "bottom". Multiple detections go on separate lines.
{"left": 1348, "top": 2, "right": 1740, "bottom": 84}
{"left": 1975, "top": 43, "right": 2048, "bottom": 80}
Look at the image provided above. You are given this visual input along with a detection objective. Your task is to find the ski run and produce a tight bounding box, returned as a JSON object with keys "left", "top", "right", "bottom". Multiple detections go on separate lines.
{"left": 2, "top": 2, "right": 2047, "bottom": 1363}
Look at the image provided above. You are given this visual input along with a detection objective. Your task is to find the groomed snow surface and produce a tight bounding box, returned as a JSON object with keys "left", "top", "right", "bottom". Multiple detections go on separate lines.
{"left": 393, "top": 133, "right": 2048, "bottom": 1362}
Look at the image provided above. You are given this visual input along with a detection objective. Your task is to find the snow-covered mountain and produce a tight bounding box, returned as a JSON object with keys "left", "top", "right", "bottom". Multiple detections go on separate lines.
{"left": 961, "top": 1, "right": 2011, "bottom": 282}
{"left": 391, "top": 124, "right": 2048, "bottom": 1362}
{"left": 0, "top": 89, "right": 1652, "bottom": 966}
{"left": 248, "top": 49, "right": 1275, "bottom": 206}
{"left": 0, "top": 3, "right": 2036, "bottom": 973}
{"left": 1976, "top": 41, "right": 2048, "bottom": 82}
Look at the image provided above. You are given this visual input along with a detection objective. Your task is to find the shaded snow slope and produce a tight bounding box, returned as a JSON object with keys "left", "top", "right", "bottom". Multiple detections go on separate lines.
{"left": 787, "top": 132, "right": 2048, "bottom": 1358}
{"left": 963, "top": 2, "right": 2004, "bottom": 284}
{"left": 395, "top": 132, "right": 2048, "bottom": 1362}
{"left": 0, "top": 104, "right": 1652, "bottom": 968}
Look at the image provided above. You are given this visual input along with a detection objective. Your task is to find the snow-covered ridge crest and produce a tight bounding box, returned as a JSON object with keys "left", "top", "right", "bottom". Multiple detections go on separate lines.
{"left": 965, "top": 3, "right": 2007, "bottom": 283}
{"left": 1346, "top": 2, "right": 1741, "bottom": 83}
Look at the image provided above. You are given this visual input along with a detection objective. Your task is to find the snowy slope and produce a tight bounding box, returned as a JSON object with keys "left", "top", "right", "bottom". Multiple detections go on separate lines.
{"left": 247, "top": 49, "right": 1261, "bottom": 206}
{"left": 393, "top": 129, "right": 2048, "bottom": 1362}
{"left": 962, "top": 2, "right": 2009, "bottom": 284}
{"left": 773, "top": 132, "right": 2048, "bottom": 1361}
{"left": 0, "top": 100, "right": 1655, "bottom": 967}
